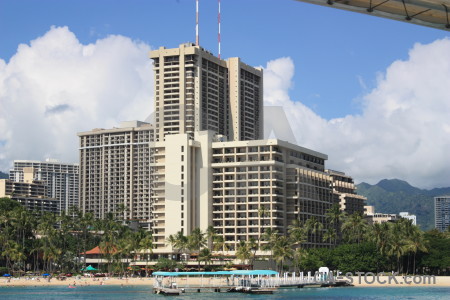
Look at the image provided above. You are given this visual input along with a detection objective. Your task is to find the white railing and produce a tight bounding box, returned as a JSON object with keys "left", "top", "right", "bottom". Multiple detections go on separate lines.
{"left": 268, "top": 271, "right": 336, "bottom": 286}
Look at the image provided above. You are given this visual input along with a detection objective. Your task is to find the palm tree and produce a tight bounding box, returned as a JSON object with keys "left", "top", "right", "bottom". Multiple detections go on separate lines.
{"left": 272, "top": 235, "right": 294, "bottom": 273}
{"left": 114, "top": 235, "right": 131, "bottom": 276}
{"left": 166, "top": 231, "right": 188, "bottom": 259}
{"left": 371, "top": 222, "right": 391, "bottom": 256}
{"left": 305, "top": 216, "right": 323, "bottom": 245}
{"left": 322, "top": 228, "right": 337, "bottom": 245}
{"left": 387, "top": 221, "right": 409, "bottom": 273}
{"left": 292, "top": 247, "right": 307, "bottom": 273}
{"left": 261, "top": 228, "right": 279, "bottom": 262}
{"left": 198, "top": 248, "right": 213, "bottom": 267}
{"left": 98, "top": 213, "right": 120, "bottom": 275}
{"left": 325, "top": 204, "right": 345, "bottom": 246}
{"left": 236, "top": 240, "right": 252, "bottom": 265}
{"left": 80, "top": 212, "right": 94, "bottom": 270}
{"left": 248, "top": 237, "right": 258, "bottom": 268}
{"left": 405, "top": 226, "right": 428, "bottom": 274}
{"left": 37, "top": 212, "right": 59, "bottom": 272}
{"left": 288, "top": 219, "right": 307, "bottom": 247}
{"left": 187, "top": 228, "right": 207, "bottom": 269}
{"left": 206, "top": 226, "right": 216, "bottom": 252}
{"left": 138, "top": 230, "right": 154, "bottom": 277}
{"left": 341, "top": 212, "right": 367, "bottom": 244}
{"left": 212, "top": 235, "right": 227, "bottom": 252}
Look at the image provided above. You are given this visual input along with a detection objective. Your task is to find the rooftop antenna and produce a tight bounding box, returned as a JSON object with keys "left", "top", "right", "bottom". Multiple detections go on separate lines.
{"left": 218, "top": 0, "right": 221, "bottom": 59}
{"left": 196, "top": 0, "right": 199, "bottom": 45}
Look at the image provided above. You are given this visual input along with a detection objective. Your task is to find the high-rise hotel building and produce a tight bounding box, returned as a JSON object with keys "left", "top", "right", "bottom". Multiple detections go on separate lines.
{"left": 10, "top": 159, "right": 79, "bottom": 214}
{"left": 435, "top": 195, "right": 450, "bottom": 232}
{"left": 78, "top": 121, "right": 154, "bottom": 229}
{"left": 150, "top": 43, "right": 263, "bottom": 142}
{"left": 79, "top": 43, "right": 365, "bottom": 252}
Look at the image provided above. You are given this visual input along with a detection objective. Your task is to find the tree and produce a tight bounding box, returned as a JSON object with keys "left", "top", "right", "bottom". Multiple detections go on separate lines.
{"left": 261, "top": 227, "right": 278, "bottom": 261}
{"left": 206, "top": 226, "right": 216, "bottom": 252}
{"left": 272, "top": 235, "right": 294, "bottom": 273}
{"left": 388, "top": 222, "right": 408, "bottom": 273}
{"left": 198, "top": 248, "right": 213, "bottom": 267}
{"left": 138, "top": 230, "right": 153, "bottom": 277}
{"left": 288, "top": 219, "right": 307, "bottom": 247}
{"left": 167, "top": 231, "right": 188, "bottom": 258}
{"left": 341, "top": 212, "right": 367, "bottom": 244}
{"left": 325, "top": 204, "right": 345, "bottom": 246}
{"left": 305, "top": 216, "right": 324, "bottom": 245}
{"left": 322, "top": 228, "right": 337, "bottom": 245}
{"left": 212, "top": 235, "right": 227, "bottom": 252}
{"left": 236, "top": 240, "right": 252, "bottom": 265}
{"left": 405, "top": 226, "right": 428, "bottom": 274}
{"left": 98, "top": 212, "right": 120, "bottom": 275}
{"left": 292, "top": 247, "right": 307, "bottom": 273}
{"left": 187, "top": 228, "right": 206, "bottom": 269}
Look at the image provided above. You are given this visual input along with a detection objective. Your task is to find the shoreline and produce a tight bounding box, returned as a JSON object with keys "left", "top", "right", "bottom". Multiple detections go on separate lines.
{"left": 1, "top": 276, "right": 450, "bottom": 288}
{"left": 1, "top": 277, "right": 153, "bottom": 287}
{"left": 349, "top": 276, "right": 450, "bottom": 287}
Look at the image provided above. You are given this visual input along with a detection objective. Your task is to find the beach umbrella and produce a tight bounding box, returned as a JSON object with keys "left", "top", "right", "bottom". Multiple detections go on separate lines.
{"left": 3, "top": 274, "right": 11, "bottom": 277}
{"left": 85, "top": 265, "right": 97, "bottom": 271}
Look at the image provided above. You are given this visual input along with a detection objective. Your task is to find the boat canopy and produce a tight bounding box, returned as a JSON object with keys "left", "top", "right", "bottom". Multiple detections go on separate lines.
{"left": 153, "top": 270, "right": 278, "bottom": 277}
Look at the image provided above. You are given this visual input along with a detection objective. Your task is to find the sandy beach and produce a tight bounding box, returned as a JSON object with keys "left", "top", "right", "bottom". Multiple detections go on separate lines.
{"left": 0, "top": 276, "right": 154, "bottom": 287}
{"left": 349, "top": 275, "right": 450, "bottom": 287}
{"left": 1, "top": 275, "right": 450, "bottom": 288}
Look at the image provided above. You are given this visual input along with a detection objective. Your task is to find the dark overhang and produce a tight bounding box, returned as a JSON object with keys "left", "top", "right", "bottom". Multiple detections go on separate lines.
{"left": 295, "top": 0, "right": 450, "bottom": 31}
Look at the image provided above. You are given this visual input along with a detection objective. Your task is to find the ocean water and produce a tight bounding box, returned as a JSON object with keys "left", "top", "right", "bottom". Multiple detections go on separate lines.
{"left": 0, "top": 285, "right": 449, "bottom": 299}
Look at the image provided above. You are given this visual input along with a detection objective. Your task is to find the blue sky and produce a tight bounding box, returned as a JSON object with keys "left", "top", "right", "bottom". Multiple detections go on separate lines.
{"left": 1, "top": 0, "right": 450, "bottom": 188}
{"left": 1, "top": 0, "right": 448, "bottom": 119}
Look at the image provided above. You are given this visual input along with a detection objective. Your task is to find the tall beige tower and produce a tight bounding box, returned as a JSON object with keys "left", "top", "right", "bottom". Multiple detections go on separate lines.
{"left": 78, "top": 121, "right": 155, "bottom": 229}
{"left": 150, "top": 43, "right": 263, "bottom": 142}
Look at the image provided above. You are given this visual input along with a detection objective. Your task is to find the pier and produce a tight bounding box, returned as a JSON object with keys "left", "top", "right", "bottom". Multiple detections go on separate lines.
{"left": 152, "top": 269, "right": 351, "bottom": 295}
{"left": 152, "top": 270, "right": 279, "bottom": 295}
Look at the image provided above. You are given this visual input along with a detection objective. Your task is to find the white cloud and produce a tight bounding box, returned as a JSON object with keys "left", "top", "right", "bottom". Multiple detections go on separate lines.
{"left": 0, "top": 26, "right": 153, "bottom": 170}
{"left": 1, "top": 27, "right": 449, "bottom": 189}
{"left": 264, "top": 38, "right": 450, "bottom": 189}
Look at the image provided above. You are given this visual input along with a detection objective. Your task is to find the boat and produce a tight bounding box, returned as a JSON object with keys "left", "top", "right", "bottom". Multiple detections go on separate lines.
{"left": 154, "top": 287, "right": 182, "bottom": 296}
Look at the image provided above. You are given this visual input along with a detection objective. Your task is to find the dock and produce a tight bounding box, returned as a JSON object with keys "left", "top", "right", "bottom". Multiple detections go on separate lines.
{"left": 152, "top": 270, "right": 279, "bottom": 294}
{"left": 152, "top": 269, "right": 352, "bottom": 295}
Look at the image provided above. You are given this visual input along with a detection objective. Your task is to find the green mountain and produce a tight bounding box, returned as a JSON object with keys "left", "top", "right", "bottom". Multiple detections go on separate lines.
{"left": 356, "top": 179, "right": 450, "bottom": 231}
{"left": 0, "top": 171, "right": 8, "bottom": 179}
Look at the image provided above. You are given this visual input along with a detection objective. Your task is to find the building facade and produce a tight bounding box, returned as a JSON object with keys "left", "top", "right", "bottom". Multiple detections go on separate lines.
{"left": 399, "top": 212, "right": 417, "bottom": 225}
{"left": 146, "top": 130, "right": 333, "bottom": 251}
{"left": 10, "top": 159, "right": 79, "bottom": 214}
{"left": 150, "top": 43, "right": 263, "bottom": 142}
{"left": 79, "top": 44, "right": 366, "bottom": 254}
{"left": 326, "top": 170, "right": 367, "bottom": 215}
{"left": 0, "top": 179, "right": 58, "bottom": 214}
{"left": 435, "top": 195, "right": 450, "bottom": 232}
{"left": 78, "top": 121, "right": 155, "bottom": 229}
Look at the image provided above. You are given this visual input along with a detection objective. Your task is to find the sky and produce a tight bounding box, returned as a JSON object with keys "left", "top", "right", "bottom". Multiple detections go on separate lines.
{"left": 0, "top": 0, "right": 449, "bottom": 188}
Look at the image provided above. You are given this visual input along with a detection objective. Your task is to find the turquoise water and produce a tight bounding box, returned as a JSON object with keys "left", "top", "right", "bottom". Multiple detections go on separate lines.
{"left": 0, "top": 286, "right": 449, "bottom": 299}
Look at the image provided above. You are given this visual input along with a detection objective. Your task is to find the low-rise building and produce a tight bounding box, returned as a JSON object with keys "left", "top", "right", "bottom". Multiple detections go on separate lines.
{"left": 326, "top": 170, "right": 367, "bottom": 215}
{"left": 364, "top": 206, "right": 398, "bottom": 224}
{"left": 0, "top": 179, "right": 58, "bottom": 214}
{"left": 399, "top": 211, "right": 417, "bottom": 225}
{"left": 10, "top": 159, "right": 79, "bottom": 214}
